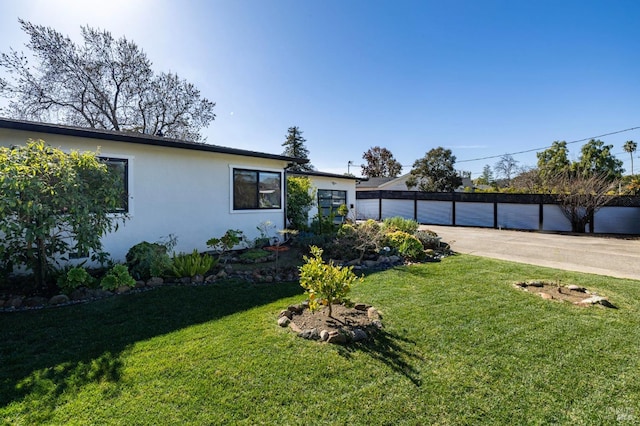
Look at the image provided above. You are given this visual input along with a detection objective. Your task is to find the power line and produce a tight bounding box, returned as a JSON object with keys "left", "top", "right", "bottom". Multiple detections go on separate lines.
{"left": 455, "top": 126, "right": 640, "bottom": 164}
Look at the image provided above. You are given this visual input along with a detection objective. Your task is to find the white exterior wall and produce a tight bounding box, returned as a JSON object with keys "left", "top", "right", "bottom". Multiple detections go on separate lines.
{"left": 0, "top": 128, "right": 290, "bottom": 262}
{"left": 305, "top": 175, "right": 357, "bottom": 221}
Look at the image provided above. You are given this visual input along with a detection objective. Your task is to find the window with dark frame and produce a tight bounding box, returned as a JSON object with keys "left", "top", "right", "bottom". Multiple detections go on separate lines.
{"left": 233, "top": 168, "right": 282, "bottom": 210}
{"left": 101, "top": 157, "right": 129, "bottom": 213}
{"left": 317, "top": 189, "right": 347, "bottom": 219}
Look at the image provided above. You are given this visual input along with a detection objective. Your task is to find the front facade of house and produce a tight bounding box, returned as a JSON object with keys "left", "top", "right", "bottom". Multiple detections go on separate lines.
{"left": 0, "top": 118, "right": 307, "bottom": 263}
{"left": 288, "top": 170, "right": 361, "bottom": 222}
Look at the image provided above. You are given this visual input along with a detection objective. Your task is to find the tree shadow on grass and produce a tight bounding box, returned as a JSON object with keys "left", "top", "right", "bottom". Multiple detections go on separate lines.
{"left": 336, "top": 329, "right": 424, "bottom": 387}
{"left": 0, "top": 280, "right": 303, "bottom": 416}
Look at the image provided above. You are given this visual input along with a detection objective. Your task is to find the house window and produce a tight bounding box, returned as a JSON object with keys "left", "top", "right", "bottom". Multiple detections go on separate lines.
{"left": 233, "top": 168, "right": 282, "bottom": 210}
{"left": 101, "top": 157, "right": 129, "bottom": 213}
{"left": 318, "top": 189, "right": 347, "bottom": 218}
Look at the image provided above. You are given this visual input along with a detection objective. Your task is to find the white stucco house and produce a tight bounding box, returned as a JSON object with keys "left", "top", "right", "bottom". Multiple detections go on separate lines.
{"left": 287, "top": 170, "right": 362, "bottom": 222}
{"left": 0, "top": 118, "right": 357, "bottom": 263}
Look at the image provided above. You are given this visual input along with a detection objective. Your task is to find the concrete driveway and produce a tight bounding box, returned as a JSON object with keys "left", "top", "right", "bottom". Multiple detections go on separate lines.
{"left": 424, "top": 225, "right": 640, "bottom": 281}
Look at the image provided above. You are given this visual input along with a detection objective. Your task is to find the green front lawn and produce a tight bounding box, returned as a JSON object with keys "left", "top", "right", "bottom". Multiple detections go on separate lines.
{"left": 2, "top": 255, "right": 640, "bottom": 424}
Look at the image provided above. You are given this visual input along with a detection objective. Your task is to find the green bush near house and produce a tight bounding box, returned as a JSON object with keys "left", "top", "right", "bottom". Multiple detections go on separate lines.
{"left": 100, "top": 264, "right": 136, "bottom": 290}
{"left": 381, "top": 216, "right": 419, "bottom": 234}
{"left": 385, "top": 230, "right": 425, "bottom": 260}
{"left": 56, "top": 266, "right": 95, "bottom": 293}
{"left": 126, "top": 242, "right": 172, "bottom": 281}
{"left": 171, "top": 250, "right": 217, "bottom": 278}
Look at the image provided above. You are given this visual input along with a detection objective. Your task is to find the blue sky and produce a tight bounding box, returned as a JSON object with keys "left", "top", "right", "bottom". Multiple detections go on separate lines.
{"left": 1, "top": 0, "right": 639, "bottom": 177}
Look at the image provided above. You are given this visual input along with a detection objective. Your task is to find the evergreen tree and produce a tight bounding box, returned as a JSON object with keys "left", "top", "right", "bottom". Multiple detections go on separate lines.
{"left": 282, "top": 126, "right": 314, "bottom": 172}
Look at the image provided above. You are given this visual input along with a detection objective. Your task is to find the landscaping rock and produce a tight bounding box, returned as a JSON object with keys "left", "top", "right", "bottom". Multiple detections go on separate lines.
{"left": 327, "top": 331, "right": 347, "bottom": 345}
{"left": 179, "top": 277, "right": 191, "bottom": 285}
{"left": 289, "top": 321, "right": 302, "bottom": 333}
{"left": 363, "top": 260, "right": 378, "bottom": 269}
{"left": 70, "top": 288, "right": 88, "bottom": 300}
{"left": 49, "top": 294, "right": 70, "bottom": 305}
{"left": 388, "top": 255, "right": 402, "bottom": 264}
{"left": 134, "top": 280, "right": 146, "bottom": 288}
{"left": 147, "top": 277, "right": 164, "bottom": 286}
{"left": 23, "top": 296, "right": 48, "bottom": 307}
{"left": 279, "top": 309, "right": 293, "bottom": 319}
{"left": 205, "top": 274, "right": 217, "bottom": 283}
{"left": 367, "top": 307, "right": 381, "bottom": 320}
{"left": 7, "top": 296, "right": 23, "bottom": 308}
{"left": 320, "top": 330, "right": 330, "bottom": 341}
{"left": 354, "top": 303, "right": 370, "bottom": 311}
{"left": 351, "top": 328, "right": 368, "bottom": 342}
{"left": 192, "top": 275, "right": 204, "bottom": 284}
{"left": 528, "top": 281, "right": 544, "bottom": 287}
{"left": 288, "top": 304, "right": 303, "bottom": 314}
{"left": 372, "top": 320, "right": 384, "bottom": 329}
{"left": 567, "top": 285, "right": 586, "bottom": 292}
{"left": 116, "top": 285, "right": 131, "bottom": 294}
{"left": 299, "top": 328, "right": 319, "bottom": 340}
{"left": 94, "top": 289, "right": 113, "bottom": 299}
{"left": 539, "top": 292, "right": 554, "bottom": 300}
{"left": 277, "top": 316, "right": 290, "bottom": 327}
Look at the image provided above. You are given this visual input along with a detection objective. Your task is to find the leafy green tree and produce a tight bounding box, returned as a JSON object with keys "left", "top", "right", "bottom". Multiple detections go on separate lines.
{"left": 286, "top": 176, "right": 315, "bottom": 230}
{"left": 282, "top": 126, "right": 314, "bottom": 171}
{"left": 0, "top": 140, "right": 126, "bottom": 290}
{"left": 0, "top": 20, "right": 215, "bottom": 142}
{"left": 574, "top": 139, "right": 623, "bottom": 181}
{"left": 537, "top": 141, "right": 571, "bottom": 184}
{"left": 623, "top": 140, "right": 637, "bottom": 175}
{"left": 361, "top": 146, "right": 402, "bottom": 178}
{"left": 406, "top": 147, "right": 462, "bottom": 192}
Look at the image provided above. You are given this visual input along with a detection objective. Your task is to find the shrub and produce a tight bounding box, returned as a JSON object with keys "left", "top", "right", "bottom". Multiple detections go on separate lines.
{"left": 385, "top": 231, "right": 425, "bottom": 260}
{"left": 238, "top": 249, "right": 271, "bottom": 262}
{"left": 298, "top": 246, "right": 363, "bottom": 317}
{"left": 207, "top": 229, "right": 245, "bottom": 263}
{"left": 100, "top": 264, "right": 136, "bottom": 291}
{"left": 286, "top": 176, "right": 315, "bottom": 230}
{"left": 0, "top": 140, "right": 127, "bottom": 291}
{"left": 171, "top": 250, "right": 217, "bottom": 278}
{"left": 291, "top": 231, "right": 334, "bottom": 254}
{"left": 57, "top": 266, "right": 95, "bottom": 293}
{"left": 414, "top": 229, "right": 442, "bottom": 250}
{"left": 382, "top": 216, "right": 419, "bottom": 234}
{"left": 125, "top": 241, "right": 172, "bottom": 280}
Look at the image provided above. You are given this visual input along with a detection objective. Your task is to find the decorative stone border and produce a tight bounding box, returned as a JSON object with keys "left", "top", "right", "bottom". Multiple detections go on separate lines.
{"left": 277, "top": 302, "right": 384, "bottom": 344}
{"left": 513, "top": 281, "right": 617, "bottom": 308}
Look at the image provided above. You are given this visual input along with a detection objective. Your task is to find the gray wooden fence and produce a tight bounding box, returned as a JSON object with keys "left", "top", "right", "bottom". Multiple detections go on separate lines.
{"left": 356, "top": 191, "right": 640, "bottom": 234}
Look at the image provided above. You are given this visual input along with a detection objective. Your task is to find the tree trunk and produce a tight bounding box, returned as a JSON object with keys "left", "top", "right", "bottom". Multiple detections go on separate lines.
{"left": 35, "top": 237, "right": 49, "bottom": 292}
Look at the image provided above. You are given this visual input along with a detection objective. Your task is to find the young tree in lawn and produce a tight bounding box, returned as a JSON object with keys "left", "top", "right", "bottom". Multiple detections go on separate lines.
{"left": 623, "top": 140, "right": 637, "bottom": 175}
{"left": 0, "top": 19, "right": 215, "bottom": 141}
{"left": 0, "top": 140, "right": 127, "bottom": 290}
{"left": 282, "top": 126, "right": 314, "bottom": 172}
{"left": 361, "top": 146, "right": 402, "bottom": 178}
{"left": 406, "top": 147, "right": 462, "bottom": 192}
